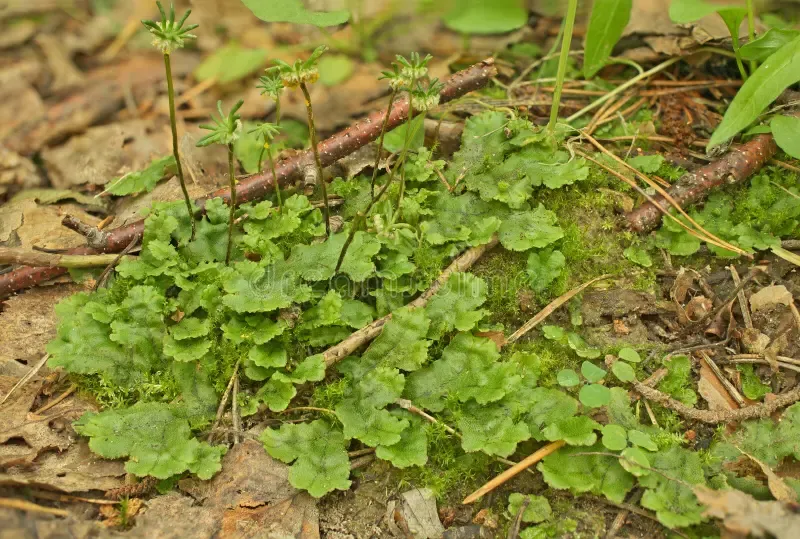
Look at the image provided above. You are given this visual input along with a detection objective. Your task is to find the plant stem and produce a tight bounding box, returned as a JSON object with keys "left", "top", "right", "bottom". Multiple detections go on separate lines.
{"left": 370, "top": 88, "right": 397, "bottom": 200}
{"left": 391, "top": 79, "right": 417, "bottom": 225}
{"left": 225, "top": 144, "right": 236, "bottom": 265}
{"left": 547, "top": 0, "right": 578, "bottom": 133}
{"left": 300, "top": 82, "right": 330, "bottom": 238}
{"left": 746, "top": 0, "right": 757, "bottom": 73}
{"left": 265, "top": 144, "right": 282, "bottom": 211}
{"left": 163, "top": 53, "right": 195, "bottom": 241}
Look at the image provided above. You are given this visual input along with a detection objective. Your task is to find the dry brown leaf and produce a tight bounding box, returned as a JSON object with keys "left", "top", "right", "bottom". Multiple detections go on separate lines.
{"left": 698, "top": 360, "right": 738, "bottom": 412}
{"left": 695, "top": 485, "right": 800, "bottom": 538}
{"left": 0, "top": 147, "right": 43, "bottom": 198}
{"left": 743, "top": 452, "right": 797, "bottom": 503}
{"left": 750, "top": 285, "right": 793, "bottom": 313}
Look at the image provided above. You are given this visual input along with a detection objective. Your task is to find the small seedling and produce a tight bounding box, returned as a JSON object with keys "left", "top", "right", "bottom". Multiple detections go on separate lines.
{"left": 271, "top": 46, "right": 331, "bottom": 237}
{"left": 257, "top": 71, "right": 284, "bottom": 125}
{"left": 142, "top": 1, "right": 199, "bottom": 240}
{"left": 249, "top": 122, "right": 284, "bottom": 209}
{"left": 197, "top": 99, "right": 245, "bottom": 265}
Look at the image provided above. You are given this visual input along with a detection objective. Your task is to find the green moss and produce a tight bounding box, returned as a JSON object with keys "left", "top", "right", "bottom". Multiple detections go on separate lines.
{"left": 472, "top": 248, "right": 528, "bottom": 328}
{"left": 311, "top": 378, "right": 348, "bottom": 410}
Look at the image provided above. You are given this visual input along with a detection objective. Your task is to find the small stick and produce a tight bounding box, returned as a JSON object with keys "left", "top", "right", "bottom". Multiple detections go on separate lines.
{"left": 32, "top": 384, "right": 76, "bottom": 415}
{"left": 643, "top": 400, "right": 659, "bottom": 427}
{"left": 57, "top": 214, "right": 108, "bottom": 246}
{"left": 722, "top": 357, "right": 800, "bottom": 375}
{"left": 232, "top": 374, "right": 241, "bottom": 444}
{"left": 350, "top": 454, "right": 374, "bottom": 470}
{"left": 462, "top": 441, "right": 566, "bottom": 505}
{"left": 348, "top": 448, "right": 376, "bottom": 458}
{"left": 95, "top": 235, "right": 141, "bottom": 291}
{"left": 729, "top": 266, "right": 753, "bottom": 329}
{"left": 605, "top": 489, "right": 642, "bottom": 539}
{"left": 0, "top": 498, "right": 69, "bottom": 517}
{"left": 727, "top": 354, "right": 800, "bottom": 367}
{"left": 0, "top": 248, "right": 133, "bottom": 269}
{"left": 700, "top": 351, "right": 745, "bottom": 407}
{"left": 507, "top": 496, "right": 531, "bottom": 539}
{"left": 0, "top": 354, "right": 49, "bottom": 405}
{"left": 633, "top": 381, "right": 800, "bottom": 424}
{"left": 506, "top": 274, "right": 612, "bottom": 344}
{"left": 209, "top": 360, "right": 240, "bottom": 440}
{"left": 31, "top": 490, "right": 117, "bottom": 506}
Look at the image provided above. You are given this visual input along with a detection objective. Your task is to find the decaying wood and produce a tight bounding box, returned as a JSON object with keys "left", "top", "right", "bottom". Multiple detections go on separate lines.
{"left": 626, "top": 133, "right": 778, "bottom": 232}
{"left": 0, "top": 59, "right": 498, "bottom": 300}
{"left": 633, "top": 381, "right": 800, "bottom": 424}
{"left": 322, "top": 237, "right": 500, "bottom": 367}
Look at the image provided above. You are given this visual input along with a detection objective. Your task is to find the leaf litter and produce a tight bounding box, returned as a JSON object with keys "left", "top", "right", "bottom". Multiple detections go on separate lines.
{"left": 0, "top": 1, "right": 799, "bottom": 537}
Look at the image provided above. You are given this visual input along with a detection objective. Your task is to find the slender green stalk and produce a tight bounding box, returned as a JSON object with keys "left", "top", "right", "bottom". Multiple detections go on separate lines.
{"left": 732, "top": 49, "right": 748, "bottom": 82}
{"left": 300, "top": 82, "right": 330, "bottom": 238}
{"left": 257, "top": 98, "right": 281, "bottom": 172}
{"left": 746, "top": 0, "right": 757, "bottom": 73}
{"left": 370, "top": 88, "right": 397, "bottom": 200}
{"left": 392, "top": 77, "right": 416, "bottom": 224}
{"left": 265, "top": 144, "right": 282, "bottom": 210}
{"left": 225, "top": 144, "right": 236, "bottom": 265}
{"left": 547, "top": 0, "right": 578, "bottom": 133}
{"left": 164, "top": 53, "right": 195, "bottom": 240}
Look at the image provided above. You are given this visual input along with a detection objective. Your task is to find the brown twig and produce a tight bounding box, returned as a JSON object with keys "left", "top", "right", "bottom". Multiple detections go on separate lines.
{"left": 0, "top": 248, "right": 133, "bottom": 268}
{"left": 32, "top": 384, "right": 76, "bottom": 415}
{"left": 700, "top": 351, "right": 745, "bottom": 407}
{"left": 508, "top": 496, "right": 531, "bottom": 539}
{"left": 633, "top": 381, "right": 800, "bottom": 424}
{"left": 626, "top": 133, "right": 779, "bottom": 232}
{"left": 0, "top": 58, "right": 497, "bottom": 299}
{"left": 322, "top": 237, "right": 499, "bottom": 367}
{"left": 462, "top": 441, "right": 566, "bottom": 505}
{"left": 0, "top": 354, "right": 49, "bottom": 405}
{"left": 61, "top": 215, "right": 111, "bottom": 250}
{"left": 209, "top": 360, "right": 240, "bottom": 441}
{"left": 729, "top": 266, "right": 753, "bottom": 329}
{"left": 0, "top": 498, "right": 69, "bottom": 517}
{"left": 605, "top": 489, "right": 643, "bottom": 539}
{"left": 95, "top": 235, "right": 141, "bottom": 291}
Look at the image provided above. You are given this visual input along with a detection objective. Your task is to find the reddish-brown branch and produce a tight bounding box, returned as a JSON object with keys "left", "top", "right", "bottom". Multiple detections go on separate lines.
{"left": 0, "top": 58, "right": 497, "bottom": 300}
{"left": 626, "top": 133, "right": 778, "bottom": 232}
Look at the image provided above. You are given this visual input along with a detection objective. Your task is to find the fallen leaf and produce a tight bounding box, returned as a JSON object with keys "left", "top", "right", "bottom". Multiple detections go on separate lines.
{"left": 0, "top": 147, "right": 43, "bottom": 199}
{"left": 750, "top": 285, "right": 793, "bottom": 313}
{"left": 685, "top": 295, "right": 712, "bottom": 322}
{"left": 695, "top": 485, "right": 800, "bottom": 539}
{"left": 743, "top": 452, "right": 797, "bottom": 503}
{"left": 698, "top": 359, "right": 738, "bottom": 412}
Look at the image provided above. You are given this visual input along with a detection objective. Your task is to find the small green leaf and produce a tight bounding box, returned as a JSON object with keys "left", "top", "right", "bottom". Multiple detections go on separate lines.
{"left": 771, "top": 115, "right": 800, "bottom": 160}
{"left": 240, "top": 0, "right": 349, "bottom": 26}
{"left": 583, "top": 0, "right": 633, "bottom": 78}
{"left": 317, "top": 54, "right": 354, "bottom": 86}
{"left": 557, "top": 369, "right": 580, "bottom": 387}
{"left": 620, "top": 446, "right": 651, "bottom": 477}
{"left": 499, "top": 205, "right": 564, "bottom": 252}
{"left": 443, "top": 0, "right": 527, "bottom": 34}
{"left": 601, "top": 425, "right": 628, "bottom": 451}
{"left": 526, "top": 249, "right": 565, "bottom": 292}
{"left": 105, "top": 156, "right": 176, "bottom": 196}
{"left": 581, "top": 361, "right": 607, "bottom": 383}
{"left": 194, "top": 43, "right": 268, "bottom": 84}
{"left": 709, "top": 35, "right": 800, "bottom": 148}
{"left": 737, "top": 363, "right": 771, "bottom": 401}
{"left": 507, "top": 493, "right": 552, "bottom": 524}
{"left": 290, "top": 355, "right": 326, "bottom": 384}
{"left": 658, "top": 355, "right": 697, "bottom": 406}
{"left": 542, "top": 325, "right": 566, "bottom": 342}
{"left": 740, "top": 28, "right": 800, "bottom": 61}
{"left": 458, "top": 401, "right": 530, "bottom": 457}
{"left": 623, "top": 245, "right": 652, "bottom": 267}
{"left": 626, "top": 154, "right": 664, "bottom": 174}
{"left": 618, "top": 347, "right": 642, "bottom": 363}
{"left": 567, "top": 332, "right": 601, "bottom": 359}
{"left": 579, "top": 384, "right": 611, "bottom": 408}
{"left": 668, "top": 0, "right": 737, "bottom": 23}
{"left": 539, "top": 443, "right": 635, "bottom": 503}
{"left": 628, "top": 430, "right": 657, "bottom": 451}
{"left": 424, "top": 272, "right": 488, "bottom": 339}
{"left": 383, "top": 116, "right": 425, "bottom": 154}
{"left": 611, "top": 361, "right": 636, "bottom": 383}
{"left": 543, "top": 416, "right": 601, "bottom": 446}
{"left": 375, "top": 411, "right": 428, "bottom": 468}
{"left": 248, "top": 342, "right": 288, "bottom": 369}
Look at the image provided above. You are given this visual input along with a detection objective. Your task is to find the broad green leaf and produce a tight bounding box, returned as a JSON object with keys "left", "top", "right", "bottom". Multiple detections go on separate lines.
{"left": 498, "top": 205, "right": 564, "bottom": 251}
{"left": 618, "top": 347, "right": 641, "bottom": 363}
{"left": 240, "top": 0, "right": 349, "bottom": 26}
{"left": 375, "top": 411, "right": 428, "bottom": 468}
{"left": 519, "top": 388, "right": 579, "bottom": 441}
{"left": 628, "top": 430, "right": 657, "bottom": 451}
{"left": 526, "top": 249, "right": 565, "bottom": 292}
{"left": 771, "top": 114, "right": 800, "bottom": 160}
{"left": 579, "top": 384, "right": 611, "bottom": 408}
{"left": 542, "top": 325, "right": 566, "bottom": 341}
{"left": 335, "top": 399, "right": 409, "bottom": 447}
{"left": 222, "top": 259, "right": 312, "bottom": 313}
{"left": 543, "top": 416, "right": 601, "bottom": 446}
{"left": 626, "top": 154, "right": 664, "bottom": 174}
{"left": 261, "top": 420, "right": 352, "bottom": 497}
{"left": 458, "top": 401, "right": 530, "bottom": 457}
{"left": 601, "top": 424, "right": 628, "bottom": 451}
{"left": 740, "top": 28, "right": 800, "bottom": 61}
{"left": 194, "top": 43, "right": 268, "bottom": 83}
{"left": 420, "top": 192, "right": 501, "bottom": 247}
{"left": 248, "top": 342, "right": 288, "bottom": 369}
{"left": 583, "top": 0, "right": 633, "bottom": 78}
{"left": 557, "top": 369, "right": 580, "bottom": 387}
{"left": 257, "top": 373, "right": 296, "bottom": 412}
{"left": 317, "top": 54, "right": 354, "bottom": 86}
{"left": 668, "top": 0, "right": 738, "bottom": 23}
{"left": 163, "top": 335, "right": 211, "bottom": 362}
{"left": 170, "top": 317, "right": 211, "bottom": 340}
{"left": 620, "top": 446, "right": 650, "bottom": 476}
{"left": 105, "top": 156, "right": 176, "bottom": 196}
{"left": 581, "top": 361, "right": 607, "bottom": 383}
{"left": 640, "top": 446, "right": 706, "bottom": 528}
{"left": 611, "top": 361, "right": 636, "bottom": 382}
{"left": 287, "top": 231, "right": 381, "bottom": 282}
{"left": 74, "top": 402, "right": 225, "bottom": 479}
{"left": 290, "top": 355, "right": 326, "bottom": 383}
{"left": 623, "top": 245, "right": 652, "bottom": 267}
{"left": 424, "top": 272, "right": 488, "bottom": 339}
{"left": 349, "top": 307, "right": 431, "bottom": 376}
{"left": 507, "top": 493, "right": 552, "bottom": 524}
{"left": 539, "top": 443, "right": 635, "bottom": 503}
{"left": 443, "top": 0, "right": 527, "bottom": 34}
{"left": 709, "top": 35, "right": 800, "bottom": 148}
